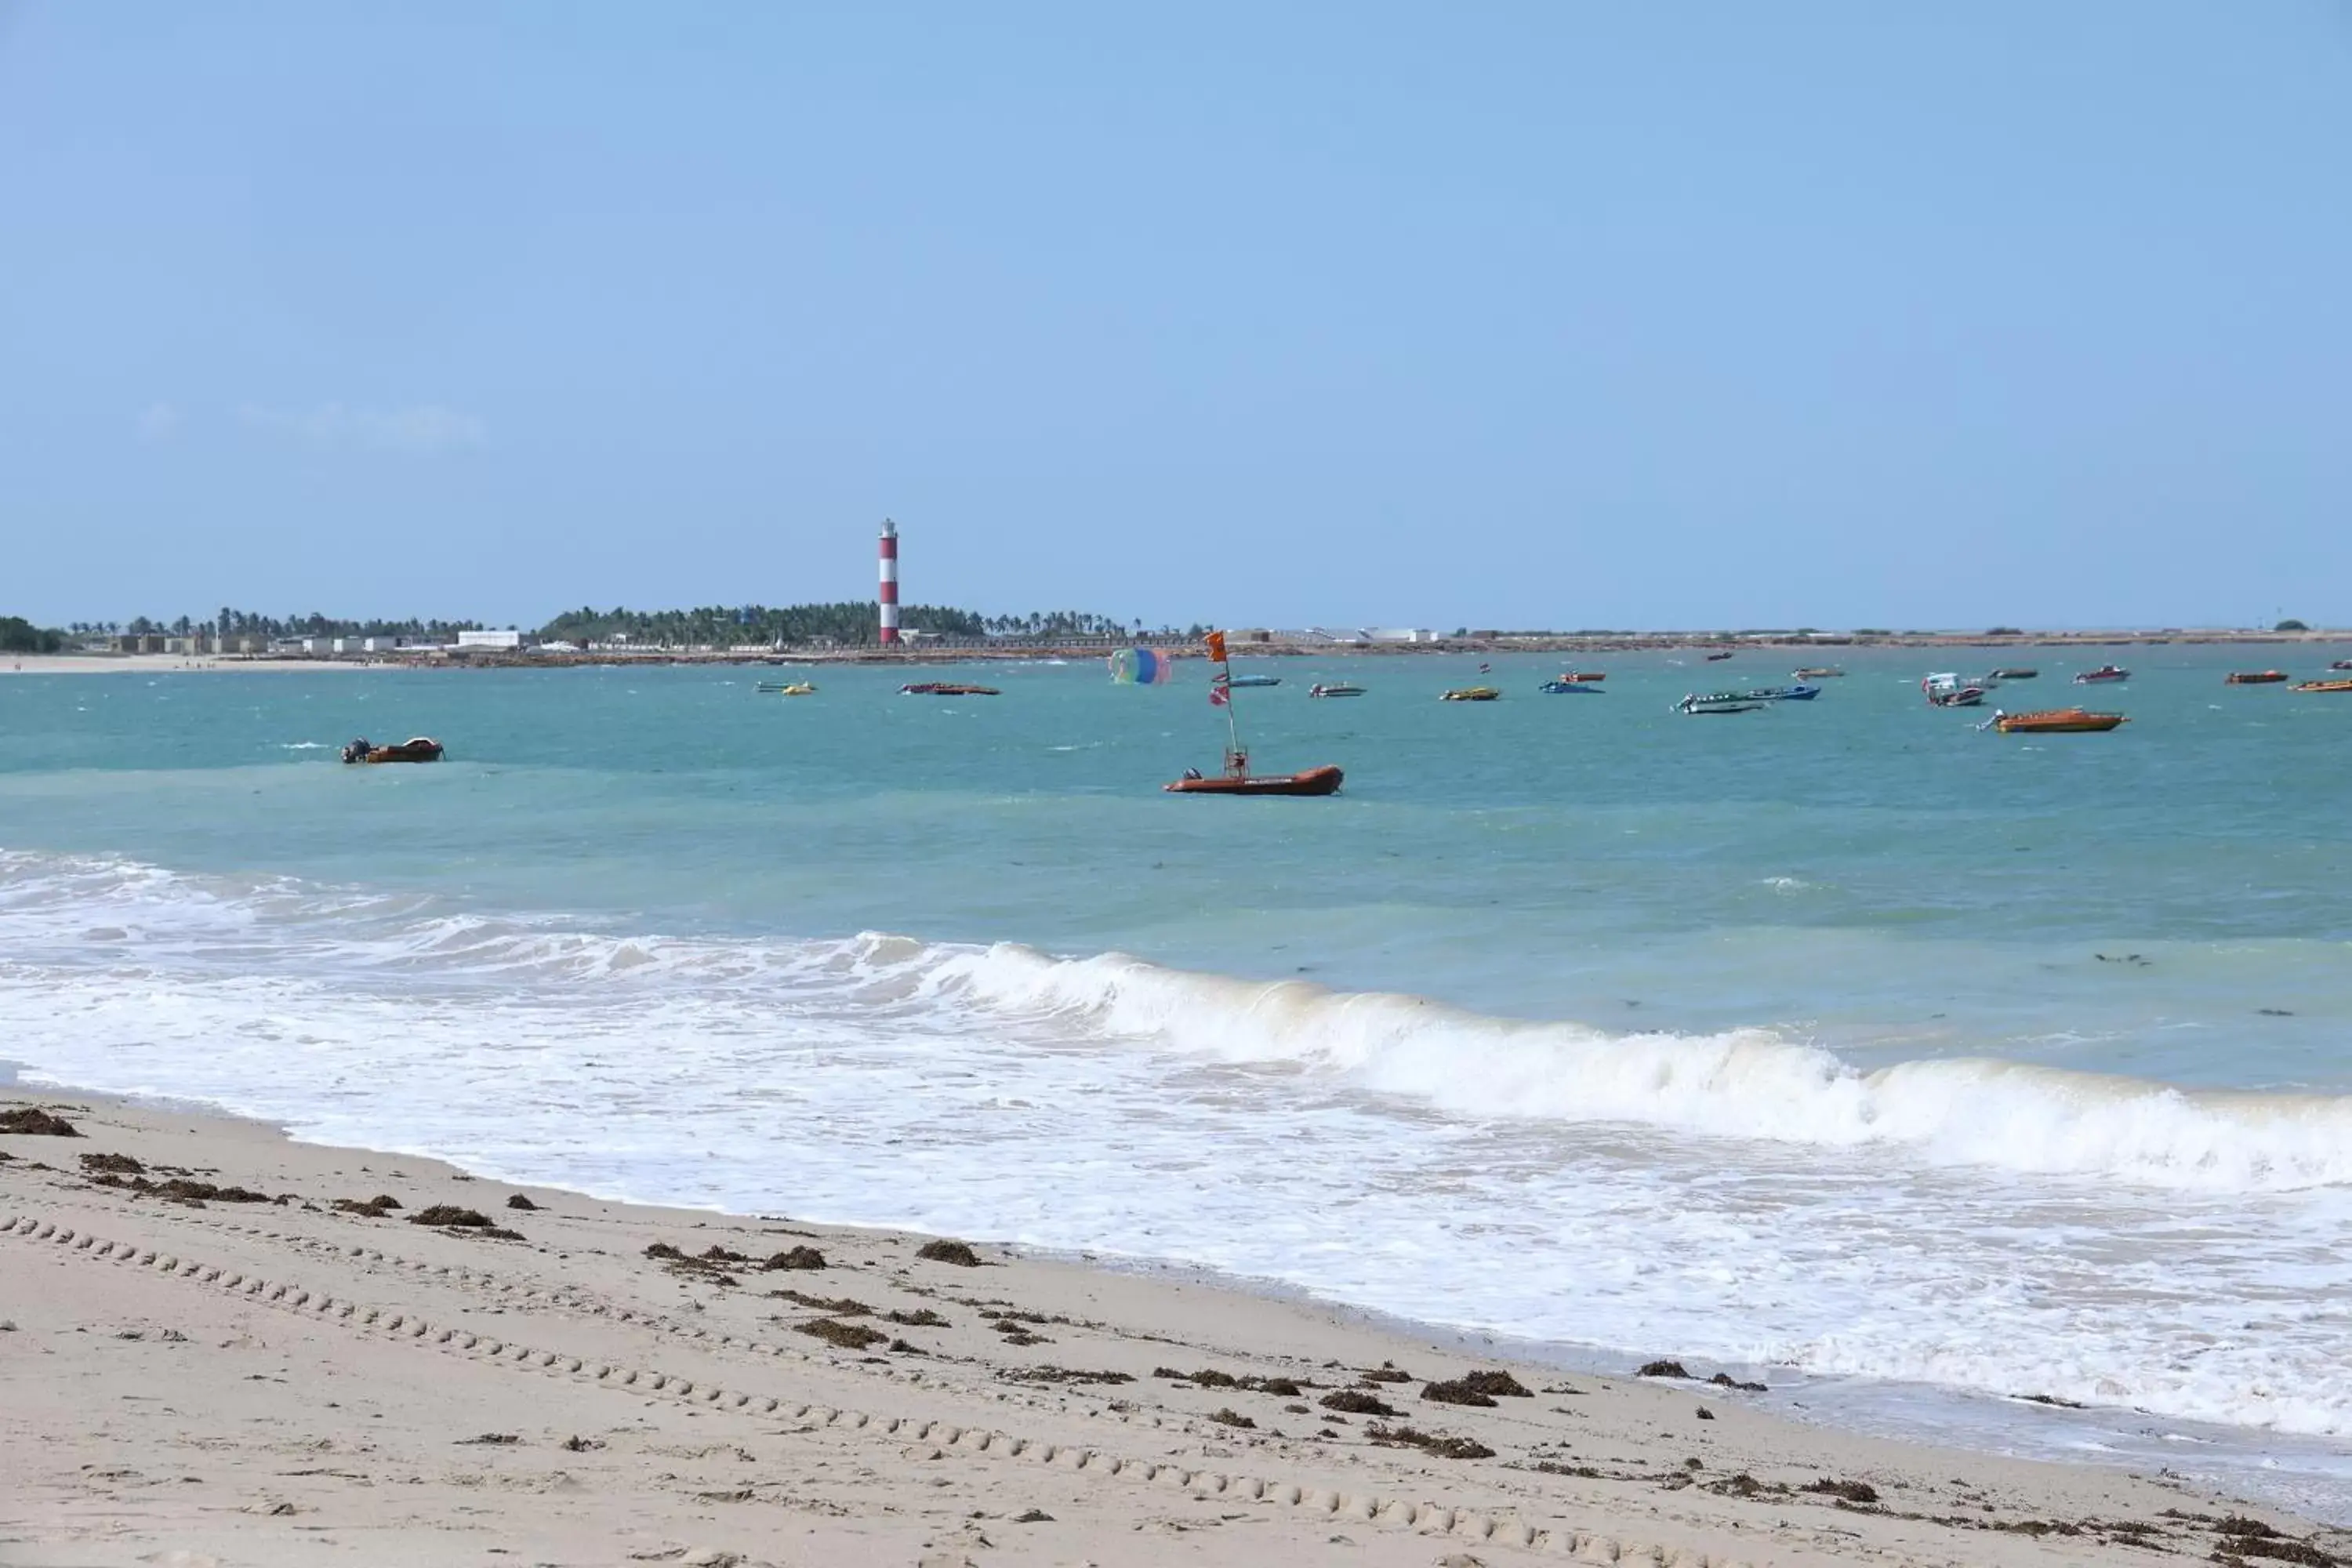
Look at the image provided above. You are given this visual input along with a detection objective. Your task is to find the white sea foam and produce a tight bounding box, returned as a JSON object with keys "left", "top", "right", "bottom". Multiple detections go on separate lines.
{"left": 5, "top": 848, "right": 2352, "bottom": 1443}
{"left": 931, "top": 942, "right": 2352, "bottom": 1192}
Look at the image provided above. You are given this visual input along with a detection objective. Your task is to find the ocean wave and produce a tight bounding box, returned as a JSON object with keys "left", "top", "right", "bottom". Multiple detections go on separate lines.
{"left": 929, "top": 942, "right": 2352, "bottom": 1192}
{"left": 5, "top": 848, "right": 2349, "bottom": 1194}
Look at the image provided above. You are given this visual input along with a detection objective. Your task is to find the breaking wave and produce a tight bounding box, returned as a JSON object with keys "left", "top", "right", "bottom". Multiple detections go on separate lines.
{"left": 927, "top": 943, "right": 2352, "bottom": 1193}
{"left": 5, "top": 850, "right": 2343, "bottom": 1195}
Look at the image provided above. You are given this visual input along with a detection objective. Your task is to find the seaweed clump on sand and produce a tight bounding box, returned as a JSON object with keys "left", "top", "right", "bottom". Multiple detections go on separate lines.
{"left": 1423, "top": 1370, "right": 1532, "bottom": 1406}
{"left": 1637, "top": 1359, "right": 1691, "bottom": 1379}
{"left": 765, "top": 1246, "right": 826, "bottom": 1271}
{"left": 886, "top": 1308, "right": 949, "bottom": 1327}
{"left": 1366, "top": 1423, "right": 1494, "bottom": 1460}
{"left": 1802, "top": 1478, "right": 1880, "bottom": 1506}
{"left": 408, "top": 1206, "right": 493, "bottom": 1229}
{"left": 643, "top": 1243, "right": 752, "bottom": 1285}
{"left": 796, "top": 1317, "right": 887, "bottom": 1352}
{"left": 78, "top": 1152, "right": 145, "bottom": 1175}
{"left": 771, "top": 1289, "right": 871, "bottom": 1316}
{"left": 1208, "top": 1407, "right": 1257, "bottom": 1428}
{"left": 505, "top": 1193, "right": 539, "bottom": 1210}
{"left": 1319, "top": 1389, "right": 1396, "bottom": 1417}
{"left": 1000, "top": 1366, "right": 1134, "bottom": 1385}
{"left": 90, "top": 1174, "right": 271, "bottom": 1207}
{"left": 1359, "top": 1363, "right": 1414, "bottom": 1383}
{"left": 1704, "top": 1472, "right": 1784, "bottom": 1500}
{"left": 333, "top": 1194, "right": 403, "bottom": 1217}
{"left": 990, "top": 1318, "right": 1051, "bottom": 1348}
{"left": 1, "top": 1108, "right": 82, "bottom": 1137}
{"left": 2205, "top": 1516, "right": 2343, "bottom": 1568}
{"left": 916, "top": 1239, "right": 983, "bottom": 1267}
{"left": 1155, "top": 1367, "right": 1304, "bottom": 1397}
{"left": 1709, "top": 1371, "right": 1768, "bottom": 1393}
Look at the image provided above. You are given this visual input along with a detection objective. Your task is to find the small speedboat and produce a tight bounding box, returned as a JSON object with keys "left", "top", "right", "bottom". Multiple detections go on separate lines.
{"left": 2332, "top": 660, "right": 2352, "bottom": 672}
{"left": 1991, "top": 667, "right": 2039, "bottom": 680}
{"left": 1989, "top": 707, "right": 2127, "bottom": 734}
{"left": 900, "top": 682, "right": 1000, "bottom": 696}
{"left": 2225, "top": 671, "right": 2288, "bottom": 685}
{"left": 1537, "top": 679, "right": 1603, "bottom": 695}
{"left": 1678, "top": 693, "right": 1765, "bottom": 714}
{"left": 758, "top": 681, "right": 817, "bottom": 695}
{"left": 1565, "top": 671, "right": 1606, "bottom": 682}
{"left": 1225, "top": 674, "right": 1282, "bottom": 688}
{"left": 2074, "top": 666, "right": 2129, "bottom": 685}
{"left": 1922, "top": 674, "right": 1986, "bottom": 708}
{"left": 1704, "top": 651, "right": 1734, "bottom": 662}
{"left": 342, "top": 736, "right": 443, "bottom": 764}
{"left": 1791, "top": 666, "right": 1845, "bottom": 680}
{"left": 2293, "top": 678, "right": 2352, "bottom": 694}
{"left": 1744, "top": 684, "right": 1820, "bottom": 702}
{"left": 1308, "top": 683, "right": 1365, "bottom": 698}
{"left": 1441, "top": 686, "right": 1501, "bottom": 702}
{"left": 1165, "top": 764, "right": 1343, "bottom": 797}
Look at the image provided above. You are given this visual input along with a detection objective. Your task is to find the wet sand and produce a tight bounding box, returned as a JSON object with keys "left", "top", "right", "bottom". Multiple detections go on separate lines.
{"left": 3, "top": 1087, "right": 2341, "bottom": 1567}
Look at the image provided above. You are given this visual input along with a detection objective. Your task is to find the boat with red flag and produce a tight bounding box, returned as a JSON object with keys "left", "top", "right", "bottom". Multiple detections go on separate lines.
{"left": 1165, "top": 631, "right": 1344, "bottom": 797}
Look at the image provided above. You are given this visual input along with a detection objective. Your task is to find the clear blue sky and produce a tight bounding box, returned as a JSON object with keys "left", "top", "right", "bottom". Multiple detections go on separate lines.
{"left": 4, "top": 2, "right": 2348, "bottom": 631}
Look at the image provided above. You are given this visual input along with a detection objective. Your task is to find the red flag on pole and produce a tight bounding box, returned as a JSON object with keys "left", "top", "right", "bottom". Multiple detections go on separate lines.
{"left": 1209, "top": 673, "right": 1230, "bottom": 707}
{"left": 1205, "top": 630, "right": 1228, "bottom": 663}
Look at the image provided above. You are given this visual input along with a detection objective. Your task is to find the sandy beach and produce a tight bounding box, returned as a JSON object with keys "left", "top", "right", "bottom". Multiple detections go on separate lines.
{"left": 4, "top": 1088, "right": 2339, "bottom": 1568}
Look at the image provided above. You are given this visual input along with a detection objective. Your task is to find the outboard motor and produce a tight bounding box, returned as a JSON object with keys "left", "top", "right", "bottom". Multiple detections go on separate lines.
{"left": 341, "top": 738, "right": 372, "bottom": 764}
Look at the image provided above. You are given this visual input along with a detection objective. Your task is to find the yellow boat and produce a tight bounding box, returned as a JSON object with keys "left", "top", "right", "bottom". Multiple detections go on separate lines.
{"left": 1441, "top": 686, "right": 1501, "bottom": 702}
{"left": 757, "top": 681, "right": 817, "bottom": 695}
{"left": 2293, "top": 679, "right": 2352, "bottom": 694}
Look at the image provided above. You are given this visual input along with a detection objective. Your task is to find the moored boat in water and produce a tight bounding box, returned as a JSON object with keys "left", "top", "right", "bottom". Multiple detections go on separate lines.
{"left": 1922, "top": 673, "right": 1987, "bottom": 708}
{"left": 1743, "top": 684, "right": 1820, "bottom": 702}
{"left": 342, "top": 736, "right": 444, "bottom": 764}
{"left": 1991, "top": 667, "right": 2038, "bottom": 680}
{"left": 900, "top": 682, "right": 1000, "bottom": 696}
{"left": 1537, "top": 679, "right": 1603, "bottom": 695}
{"left": 1677, "top": 692, "right": 1766, "bottom": 714}
{"left": 1308, "top": 682, "right": 1365, "bottom": 698}
{"left": 2074, "top": 665, "right": 2129, "bottom": 684}
{"left": 2293, "top": 678, "right": 2352, "bottom": 694}
{"left": 1166, "top": 630, "right": 1342, "bottom": 797}
{"left": 1791, "top": 666, "right": 1845, "bottom": 679}
{"left": 1442, "top": 686, "right": 1501, "bottom": 702}
{"left": 1165, "top": 764, "right": 1344, "bottom": 797}
{"left": 1225, "top": 673, "right": 1282, "bottom": 688}
{"left": 757, "top": 681, "right": 817, "bottom": 695}
{"left": 2225, "top": 671, "right": 2288, "bottom": 685}
{"left": 1988, "top": 707, "right": 2128, "bottom": 734}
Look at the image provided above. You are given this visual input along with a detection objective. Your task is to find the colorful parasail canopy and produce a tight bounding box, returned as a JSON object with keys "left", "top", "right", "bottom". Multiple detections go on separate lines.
{"left": 1109, "top": 648, "right": 1174, "bottom": 684}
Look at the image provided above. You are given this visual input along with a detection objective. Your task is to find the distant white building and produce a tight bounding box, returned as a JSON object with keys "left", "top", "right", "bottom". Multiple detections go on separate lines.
{"left": 1363, "top": 628, "right": 1437, "bottom": 644}
{"left": 457, "top": 629, "right": 524, "bottom": 650}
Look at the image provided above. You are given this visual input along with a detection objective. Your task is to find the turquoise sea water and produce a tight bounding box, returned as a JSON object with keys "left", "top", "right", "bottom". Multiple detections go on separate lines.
{"left": 4, "top": 645, "right": 2349, "bottom": 1507}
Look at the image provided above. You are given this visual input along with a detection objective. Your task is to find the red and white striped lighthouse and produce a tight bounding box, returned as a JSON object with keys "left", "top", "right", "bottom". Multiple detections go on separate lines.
{"left": 877, "top": 517, "right": 900, "bottom": 645}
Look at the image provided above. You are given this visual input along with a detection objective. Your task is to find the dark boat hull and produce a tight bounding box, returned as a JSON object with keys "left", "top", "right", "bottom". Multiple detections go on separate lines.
{"left": 1165, "top": 765, "right": 1344, "bottom": 797}
{"left": 344, "top": 739, "right": 444, "bottom": 764}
